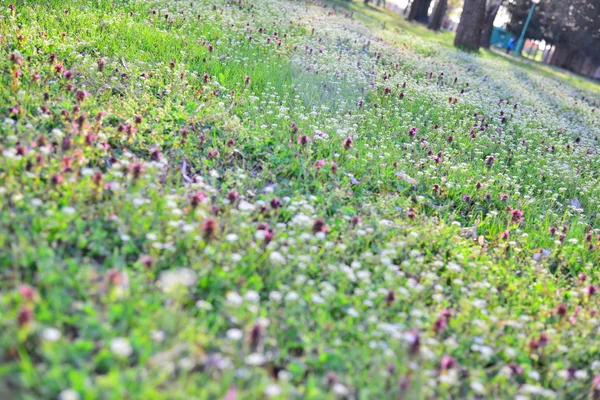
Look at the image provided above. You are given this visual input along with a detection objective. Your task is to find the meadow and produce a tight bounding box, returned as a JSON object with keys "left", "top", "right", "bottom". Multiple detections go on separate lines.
{"left": 1, "top": 0, "right": 600, "bottom": 398}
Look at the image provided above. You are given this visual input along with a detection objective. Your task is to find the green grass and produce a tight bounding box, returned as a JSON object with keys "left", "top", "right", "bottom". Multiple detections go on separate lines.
{"left": 0, "top": 0, "right": 600, "bottom": 398}
{"left": 330, "top": 0, "right": 600, "bottom": 98}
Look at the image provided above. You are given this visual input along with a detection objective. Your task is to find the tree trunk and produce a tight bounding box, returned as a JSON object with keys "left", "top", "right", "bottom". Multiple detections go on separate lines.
{"left": 408, "top": 0, "right": 432, "bottom": 23}
{"left": 428, "top": 0, "right": 447, "bottom": 31}
{"left": 480, "top": 0, "right": 502, "bottom": 49}
{"left": 454, "top": 0, "right": 486, "bottom": 51}
{"left": 404, "top": 0, "right": 412, "bottom": 15}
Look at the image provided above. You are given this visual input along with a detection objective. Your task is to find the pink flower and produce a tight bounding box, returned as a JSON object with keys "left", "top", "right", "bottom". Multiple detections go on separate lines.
{"left": 440, "top": 355, "right": 456, "bottom": 370}
{"left": 314, "top": 159, "right": 326, "bottom": 169}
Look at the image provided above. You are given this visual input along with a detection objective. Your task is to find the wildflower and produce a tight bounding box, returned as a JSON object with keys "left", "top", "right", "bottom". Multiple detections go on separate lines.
{"left": 42, "top": 327, "right": 62, "bottom": 342}
{"left": 51, "top": 174, "right": 64, "bottom": 185}
{"left": 263, "top": 229, "right": 275, "bottom": 244}
{"left": 150, "top": 148, "right": 162, "bottom": 162}
{"left": 509, "top": 208, "right": 524, "bottom": 223}
{"left": 190, "top": 191, "right": 206, "bottom": 208}
{"left": 19, "top": 285, "right": 37, "bottom": 302}
{"left": 537, "top": 333, "right": 549, "bottom": 347}
{"left": 509, "top": 363, "right": 524, "bottom": 376}
{"left": 330, "top": 161, "right": 337, "bottom": 174}
{"left": 270, "top": 198, "right": 281, "bottom": 210}
{"left": 407, "top": 208, "right": 416, "bottom": 219}
{"left": 385, "top": 290, "right": 395, "bottom": 305}
{"left": 290, "top": 120, "right": 299, "bottom": 134}
{"left": 245, "top": 353, "right": 265, "bottom": 366}
{"left": 18, "top": 307, "right": 33, "bottom": 326}
{"left": 264, "top": 384, "right": 282, "bottom": 398}
{"left": 314, "top": 159, "right": 326, "bottom": 169}
{"left": 433, "top": 316, "right": 448, "bottom": 334}
{"left": 110, "top": 337, "right": 133, "bottom": 358}
{"left": 592, "top": 376, "right": 600, "bottom": 399}
{"left": 202, "top": 218, "right": 217, "bottom": 238}
{"left": 501, "top": 230, "right": 510, "bottom": 240}
{"left": 556, "top": 304, "right": 567, "bottom": 317}
{"left": 140, "top": 255, "right": 153, "bottom": 268}
{"left": 92, "top": 172, "right": 103, "bottom": 186}
{"left": 247, "top": 322, "right": 263, "bottom": 351}
{"left": 227, "top": 191, "right": 239, "bottom": 203}
{"left": 298, "top": 135, "right": 309, "bottom": 145}
{"left": 130, "top": 163, "right": 144, "bottom": 179}
{"left": 342, "top": 136, "right": 353, "bottom": 149}
{"left": 156, "top": 268, "right": 197, "bottom": 294}
{"left": 440, "top": 355, "right": 456, "bottom": 370}
{"left": 406, "top": 330, "right": 420, "bottom": 355}
{"left": 312, "top": 218, "right": 327, "bottom": 234}
{"left": 97, "top": 57, "right": 106, "bottom": 72}
{"left": 408, "top": 127, "right": 418, "bottom": 137}
{"left": 75, "top": 90, "right": 88, "bottom": 103}
{"left": 586, "top": 286, "right": 599, "bottom": 296}
{"left": 58, "top": 389, "right": 80, "bottom": 400}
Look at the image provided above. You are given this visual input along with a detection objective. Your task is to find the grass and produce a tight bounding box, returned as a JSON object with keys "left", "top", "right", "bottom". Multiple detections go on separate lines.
{"left": 0, "top": 0, "right": 600, "bottom": 398}
{"left": 330, "top": 0, "right": 600, "bottom": 98}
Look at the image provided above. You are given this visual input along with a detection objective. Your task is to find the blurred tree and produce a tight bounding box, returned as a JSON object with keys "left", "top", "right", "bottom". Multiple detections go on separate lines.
{"left": 506, "top": 0, "right": 599, "bottom": 76}
{"left": 480, "top": 0, "right": 504, "bottom": 48}
{"left": 429, "top": 0, "right": 449, "bottom": 30}
{"left": 454, "top": 0, "right": 486, "bottom": 50}
{"left": 408, "top": 0, "right": 433, "bottom": 22}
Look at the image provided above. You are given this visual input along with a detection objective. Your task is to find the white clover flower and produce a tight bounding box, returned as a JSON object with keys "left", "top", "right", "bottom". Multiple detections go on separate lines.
{"left": 226, "top": 233, "right": 239, "bottom": 242}
{"left": 238, "top": 200, "right": 255, "bottom": 212}
{"left": 285, "top": 291, "right": 299, "bottom": 301}
{"left": 470, "top": 381, "right": 485, "bottom": 394}
{"left": 110, "top": 337, "right": 133, "bottom": 358}
{"left": 62, "top": 207, "right": 76, "bottom": 215}
{"left": 269, "top": 251, "right": 286, "bottom": 265}
{"left": 333, "top": 384, "right": 349, "bottom": 396}
{"left": 245, "top": 353, "right": 265, "bottom": 366}
{"left": 151, "top": 330, "right": 165, "bottom": 343}
{"left": 196, "top": 300, "right": 213, "bottom": 310}
{"left": 58, "top": 389, "right": 80, "bottom": 400}
{"left": 156, "top": 268, "right": 197, "bottom": 294}
{"left": 264, "top": 384, "right": 282, "bottom": 398}
{"left": 42, "top": 327, "right": 61, "bottom": 342}
{"left": 245, "top": 291, "right": 260, "bottom": 303}
{"left": 290, "top": 213, "right": 313, "bottom": 228}
{"left": 269, "top": 291, "right": 282, "bottom": 301}
{"left": 226, "top": 329, "right": 243, "bottom": 341}
{"left": 226, "top": 292, "right": 243, "bottom": 306}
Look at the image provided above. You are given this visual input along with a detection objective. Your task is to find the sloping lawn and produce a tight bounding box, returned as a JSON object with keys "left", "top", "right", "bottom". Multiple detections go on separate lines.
{"left": 1, "top": 0, "right": 599, "bottom": 398}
